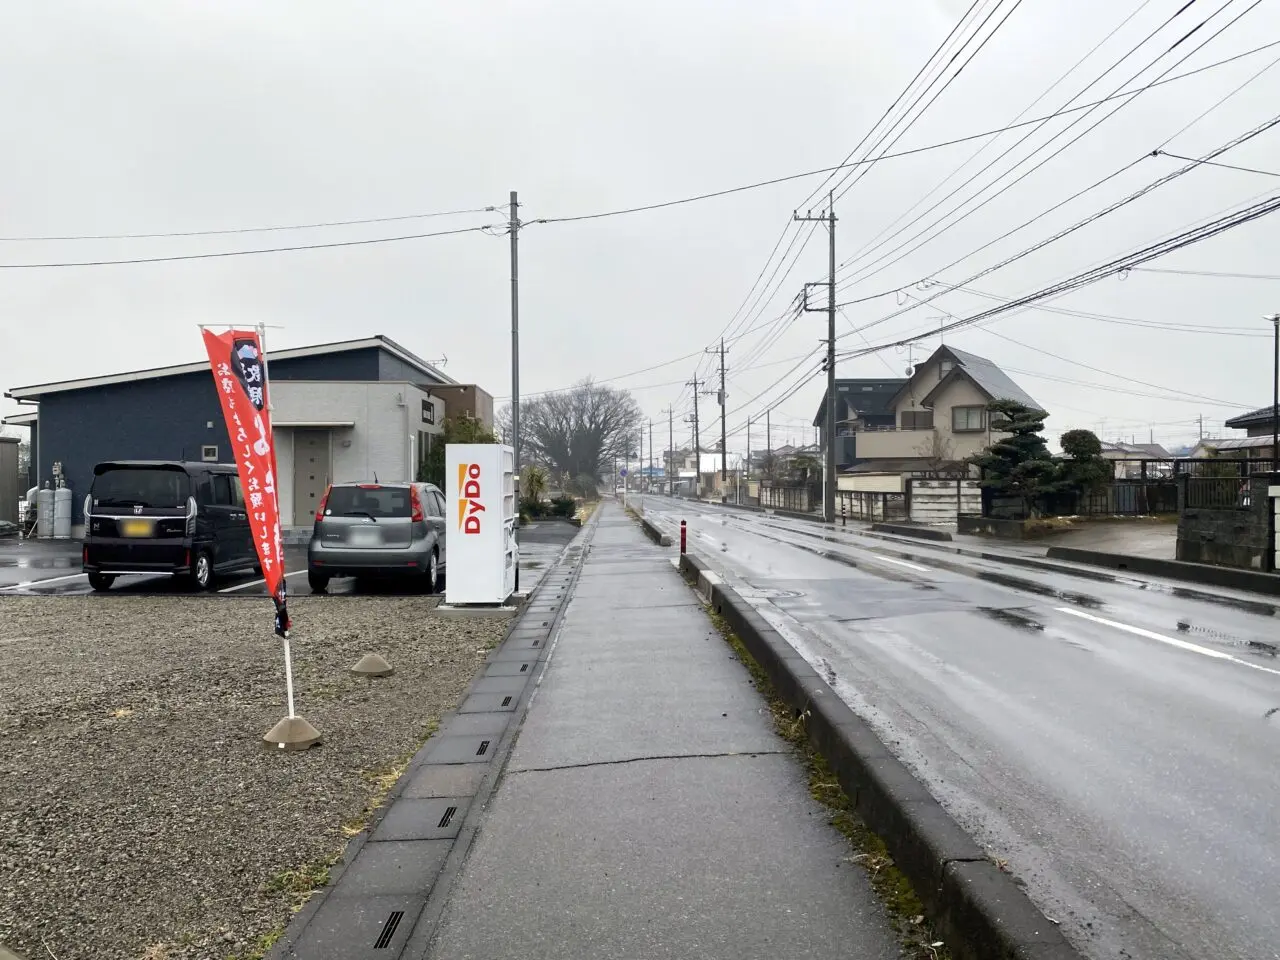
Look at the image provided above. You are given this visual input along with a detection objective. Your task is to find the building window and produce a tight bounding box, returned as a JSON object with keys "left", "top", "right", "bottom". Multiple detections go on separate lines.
{"left": 201, "top": 445, "right": 218, "bottom": 462}
{"left": 953, "top": 405, "right": 986, "bottom": 432}
{"left": 940, "top": 359, "right": 955, "bottom": 376}
{"left": 901, "top": 410, "right": 933, "bottom": 430}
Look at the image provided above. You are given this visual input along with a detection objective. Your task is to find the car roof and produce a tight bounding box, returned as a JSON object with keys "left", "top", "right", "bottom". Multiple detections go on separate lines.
{"left": 93, "top": 460, "right": 236, "bottom": 475}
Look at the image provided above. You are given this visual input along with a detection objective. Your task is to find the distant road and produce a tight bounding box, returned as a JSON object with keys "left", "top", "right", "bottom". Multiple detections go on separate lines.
{"left": 639, "top": 495, "right": 1280, "bottom": 960}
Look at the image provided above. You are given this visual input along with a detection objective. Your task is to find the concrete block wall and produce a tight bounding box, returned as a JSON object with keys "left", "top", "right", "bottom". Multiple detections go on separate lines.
{"left": 1176, "top": 474, "right": 1274, "bottom": 570}
{"left": 908, "top": 479, "right": 980, "bottom": 525}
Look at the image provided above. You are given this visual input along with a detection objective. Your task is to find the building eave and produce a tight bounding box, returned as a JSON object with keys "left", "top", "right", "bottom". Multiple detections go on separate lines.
{"left": 6, "top": 334, "right": 455, "bottom": 400}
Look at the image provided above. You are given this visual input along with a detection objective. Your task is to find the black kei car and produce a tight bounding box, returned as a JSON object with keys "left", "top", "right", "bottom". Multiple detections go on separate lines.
{"left": 82, "top": 460, "right": 260, "bottom": 591}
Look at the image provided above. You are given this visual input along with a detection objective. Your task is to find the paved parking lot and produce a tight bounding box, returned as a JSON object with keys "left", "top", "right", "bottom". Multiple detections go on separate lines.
{"left": 0, "top": 519, "right": 578, "bottom": 598}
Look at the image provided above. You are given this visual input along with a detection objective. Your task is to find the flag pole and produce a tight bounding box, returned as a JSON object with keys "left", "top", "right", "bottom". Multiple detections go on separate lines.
{"left": 201, "top": 322, "right": 317, "bottom": 750}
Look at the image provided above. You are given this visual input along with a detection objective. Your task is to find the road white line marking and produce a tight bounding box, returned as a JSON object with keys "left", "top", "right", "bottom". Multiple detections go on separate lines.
{"left": 217, "top": 569, "right": 307, "bottom": 594}
{"left": 871, "top": 555, "right": 931, "bottom": 573}
{"left": 1055, "top": 607, "right": 1280, "bottom": 678}
{"left": 1, "top": 572, "right": 87, "bottom": 590}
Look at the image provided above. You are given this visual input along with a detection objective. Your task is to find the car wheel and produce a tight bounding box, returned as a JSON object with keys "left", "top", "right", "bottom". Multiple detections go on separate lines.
{"left": 88, "top": 573, "right": 115, "bottom": 592}
{"left": 308, "top": 570, "right": 330, "bottom": 594}
{"left": 425, "top": 550, "right": 439, "bottom": 594}
{"left": 191, "top": 551, "right": 214, "bottom": 591}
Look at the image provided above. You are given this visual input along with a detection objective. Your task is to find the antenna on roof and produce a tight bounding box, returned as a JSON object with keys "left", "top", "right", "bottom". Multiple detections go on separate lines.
{"left": 431, "top": 355, "right": 448, "bottom": 368}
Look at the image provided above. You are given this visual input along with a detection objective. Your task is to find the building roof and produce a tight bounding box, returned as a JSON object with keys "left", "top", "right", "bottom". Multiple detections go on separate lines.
{"left": 1100, "top": 441, "right": 1172, "bottom": 458}
{"left": 812, "top": 378, "right": 908, "bottom": 426}
{"left": 1225, "top": 404, "right": 1278, "bottom": 429}
{"left": 1202, "top": 436, "right": 1273, "bottom": 450}
{"left": 918, "top": 346, "right": 1042, "bottom": 411}
{"left": 4, "top": 334, "right": 454, "bottom": 400}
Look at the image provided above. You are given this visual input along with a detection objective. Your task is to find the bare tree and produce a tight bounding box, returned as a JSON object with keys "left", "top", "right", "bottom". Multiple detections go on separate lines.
{"left": 913, "top": 431, "right": 955, "bottom": 476}
{"left": 499, "top": 380, "right": 644, "bottom": 492}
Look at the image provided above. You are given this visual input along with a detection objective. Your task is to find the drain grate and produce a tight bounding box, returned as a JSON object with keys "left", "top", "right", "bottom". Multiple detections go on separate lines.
{"left": 476, "top": 739, "right": 491, "bottom": 756}
{"left": 501, "top": 696, "right": 513, "bottom": 707}
{"left": 438, "top": 805, "right": 458, "bottom": 829}
{"left": 520, "top": 663, "right": 528, "bottom": 672}
{"left": 374, "top": 910, "right": 404, "bottom": 949}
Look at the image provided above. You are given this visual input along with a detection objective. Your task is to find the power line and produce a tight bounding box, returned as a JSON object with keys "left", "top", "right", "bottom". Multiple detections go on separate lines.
{"left": 838, "top": 107, "right": 1280, "bottom": 342}
{"left": 1128, "top": 266, "right": 1280, "bottom": 279}
{"left": 0, "top": 223, "right": 501, "bottom": 269}
{"left": 979, "top": 327, "right": 1251, "bottom": 406}
{"left": 529, "top": 38, "right": 1280, "bottom": 228}
{"left": 829, "top": 0, "right": 1029, "bottom": 207}
{"left": 0, "top": 206, "right": 500, "bottom": 243}
{"left": 835, "top": 0, "right": 1261, "bottom": 291}
{"left": 792, "top": 0, "right": 990, "bottom": 212}
{"left": 836, "top": 187, "right": 1280, "bottom": 359}
{"left": 1155, "top": 151, "right": 1280, "bottom": 177}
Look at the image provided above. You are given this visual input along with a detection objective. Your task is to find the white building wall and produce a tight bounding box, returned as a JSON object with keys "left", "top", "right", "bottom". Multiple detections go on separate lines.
{"left": 271, "top": 381, "right": 444, "bottom": 526}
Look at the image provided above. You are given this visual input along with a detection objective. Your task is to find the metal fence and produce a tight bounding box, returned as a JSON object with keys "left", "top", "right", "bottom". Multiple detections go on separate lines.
{"left": 837, "top": 490, "right": 908, "bottom": 523}
{"left": 1184, "top": 476, "right": 1251, "bottom": 509}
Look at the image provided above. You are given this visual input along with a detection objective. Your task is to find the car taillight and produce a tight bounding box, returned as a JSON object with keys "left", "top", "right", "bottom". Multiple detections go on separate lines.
{"left": 315, "top": 486, "right": 331, "bottom": 522}
{"left": 185, "top": 496, "right": 197, "bottom": 537}
{"left": 410, "top": 485, "right": 424, "bottom": 522}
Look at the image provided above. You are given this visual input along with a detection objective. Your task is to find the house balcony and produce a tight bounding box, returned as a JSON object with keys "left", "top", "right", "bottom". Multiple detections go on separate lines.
{"left": 853, "top": 429, "right": 936, "bottom": 460}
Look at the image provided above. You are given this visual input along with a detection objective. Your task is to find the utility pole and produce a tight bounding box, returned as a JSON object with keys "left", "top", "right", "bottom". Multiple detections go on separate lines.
{"left": 746, "top": 416, "right": 752, "bottom": 482}
{"left": 1270, "top": 313, "right": 1280, "bottom": 473}
{"left": 688, "top": 373, "right": 702, "bottom": 496}
{"left": 795, "top": 192, "right": 837, "bottom": 523}
{"left": 1197, "top": 414, "right": 1204, "bottom": 441}
{"left": 719, "top": 339, "right": 728, "bottom": 485}
{"left": 504, "top": 190, "right": 524, "bottom": 592}
{"left": 666, "top": 406, "right": 674, "bottom": 496}
{"left": 705, "top": 339, "right": 729, "bottom": 490}
{"left": 766, "top": 408, "right": 771, "bottom": 455}
{"left": 648, "top": 419, "right": 653, "bottom": 492}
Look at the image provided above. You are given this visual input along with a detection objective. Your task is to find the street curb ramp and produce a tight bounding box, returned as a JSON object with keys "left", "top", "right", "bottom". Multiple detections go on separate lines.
{"left": 678, "top": 551, "right": 1081, "bottom": 960}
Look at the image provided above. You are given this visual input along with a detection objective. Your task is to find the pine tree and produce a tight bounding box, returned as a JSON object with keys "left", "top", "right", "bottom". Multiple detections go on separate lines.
{"left": 968, "top": 400, "right": 1056, "bottom": 516}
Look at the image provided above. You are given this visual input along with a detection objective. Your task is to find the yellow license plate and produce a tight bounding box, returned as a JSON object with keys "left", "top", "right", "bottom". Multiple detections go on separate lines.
{"left": 120, "top": 519, "right": 154, "bottom": 537}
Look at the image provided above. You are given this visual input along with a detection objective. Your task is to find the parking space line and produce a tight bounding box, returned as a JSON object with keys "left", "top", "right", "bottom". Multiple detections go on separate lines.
{"left": 217, "top": 569, "right": 307, "bottom": 594}
{"left": 1, "top": 572, "right": 87, "bottom": 590}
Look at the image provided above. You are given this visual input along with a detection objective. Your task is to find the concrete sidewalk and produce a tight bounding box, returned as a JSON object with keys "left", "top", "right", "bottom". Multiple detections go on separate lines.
{"left": 423, "top": 503, "right": 897, "bottom": 959}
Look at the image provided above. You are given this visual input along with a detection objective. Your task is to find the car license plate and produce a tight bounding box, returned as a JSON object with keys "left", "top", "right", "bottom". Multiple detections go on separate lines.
{"left": 349, "top": 527, "right": 380, "bottom": 546}
{"left": 120, "top": 519, "right": 153, "bottom": 537}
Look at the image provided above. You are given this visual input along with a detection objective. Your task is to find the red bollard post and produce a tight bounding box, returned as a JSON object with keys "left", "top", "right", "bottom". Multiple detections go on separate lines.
{"left": 680, "top": 519, "right": 687, "bottom": 555}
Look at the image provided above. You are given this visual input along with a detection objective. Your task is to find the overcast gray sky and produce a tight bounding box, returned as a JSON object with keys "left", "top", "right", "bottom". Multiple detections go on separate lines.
{"left": 3, "top": 0, "right": 1277, "bottom": 454}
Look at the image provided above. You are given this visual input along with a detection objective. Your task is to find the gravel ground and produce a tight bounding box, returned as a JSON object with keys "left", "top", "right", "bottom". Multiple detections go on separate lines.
{"left": 0, "top": 595, "right": 508, "bottom": 960}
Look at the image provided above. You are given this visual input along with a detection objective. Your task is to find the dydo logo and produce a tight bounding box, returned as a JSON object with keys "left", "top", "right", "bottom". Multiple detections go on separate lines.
{"left": 456, "top": 462, "right": 486, "bottom": 534}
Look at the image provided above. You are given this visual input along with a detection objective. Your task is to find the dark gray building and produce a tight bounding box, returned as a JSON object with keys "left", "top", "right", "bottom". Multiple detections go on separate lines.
{"left": 811, "top": 378, "right": 907, "bottom": 469}
{"left": 4, "top": 335, "right": 492, "bottom": 533}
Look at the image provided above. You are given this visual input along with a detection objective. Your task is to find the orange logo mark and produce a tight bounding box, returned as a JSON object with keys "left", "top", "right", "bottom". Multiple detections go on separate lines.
{"left": 456, "top": 462, "right": 485, "bottom": 534}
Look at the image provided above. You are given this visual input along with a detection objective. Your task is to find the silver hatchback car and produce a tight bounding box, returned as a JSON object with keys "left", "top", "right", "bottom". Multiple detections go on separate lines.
{"left": 307, "top": 481, "right": 447, "bottom": 593}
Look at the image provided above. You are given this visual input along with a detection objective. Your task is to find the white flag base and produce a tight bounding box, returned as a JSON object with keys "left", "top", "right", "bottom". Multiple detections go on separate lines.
{"left": 351, "top": 653, "right": 393, "bottom": 677}
{"left": 263, "top": 715, "right": 322, "bottom": 751}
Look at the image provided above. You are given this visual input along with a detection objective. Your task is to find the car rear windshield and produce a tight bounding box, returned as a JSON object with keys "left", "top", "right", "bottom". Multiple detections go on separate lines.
{"left": 91, "top": 467, "right": 192, "bottom": 509}
{"left": 324, "top": 485, "right": 413, "bottom": 519}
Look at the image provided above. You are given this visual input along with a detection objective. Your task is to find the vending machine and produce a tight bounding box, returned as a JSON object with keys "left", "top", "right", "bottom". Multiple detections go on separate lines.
{"left": 444, "top": 443, "right": 517, "bottom": 605}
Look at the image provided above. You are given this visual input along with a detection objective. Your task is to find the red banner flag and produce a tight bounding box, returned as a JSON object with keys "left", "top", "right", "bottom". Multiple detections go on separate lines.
{"left": 202, "top": 328, "right": 291, "bottom": 636}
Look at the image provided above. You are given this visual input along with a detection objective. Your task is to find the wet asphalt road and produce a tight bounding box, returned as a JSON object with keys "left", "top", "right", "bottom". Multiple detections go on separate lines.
{"left": 0, "top": 522, "right": 574, "bottom": 598}
{"left": 637, "top": 495, "right": 1280, "bottom": 960}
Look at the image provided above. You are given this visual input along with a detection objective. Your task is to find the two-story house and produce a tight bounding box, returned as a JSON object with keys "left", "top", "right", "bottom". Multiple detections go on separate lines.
{"left": 812, "top": 378, "right": 907, "bottom": 470}
{"left": 847, "top": 345, "right": 1043, "bottom": 474}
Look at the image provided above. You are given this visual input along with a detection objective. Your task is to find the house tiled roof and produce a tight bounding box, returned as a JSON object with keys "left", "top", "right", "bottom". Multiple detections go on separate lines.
{"left": 1225, "top": 404, "right": 1278, "bottom": 428}
{"left": 940, "top": 347, "right": 1042, "bottom": 411}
